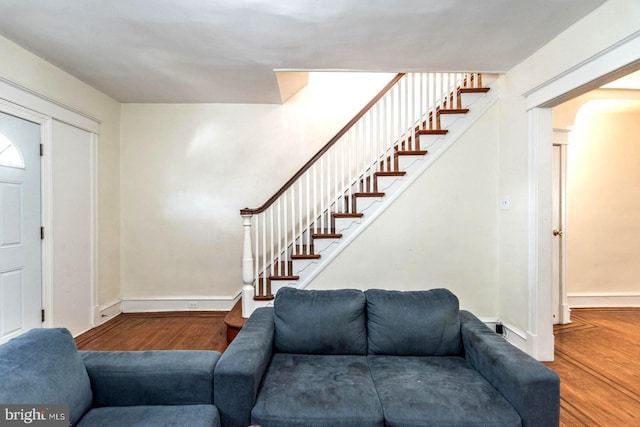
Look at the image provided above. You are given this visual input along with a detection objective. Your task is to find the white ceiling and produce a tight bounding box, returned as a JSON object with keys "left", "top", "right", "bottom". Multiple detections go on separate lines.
{"left": 0, "top": 0, "right": 607, "bottom": 103}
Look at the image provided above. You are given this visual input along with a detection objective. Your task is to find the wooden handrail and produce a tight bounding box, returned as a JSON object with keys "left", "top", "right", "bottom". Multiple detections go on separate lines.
{"left": 240, "top": 73, "right": 405, "bottom": 216}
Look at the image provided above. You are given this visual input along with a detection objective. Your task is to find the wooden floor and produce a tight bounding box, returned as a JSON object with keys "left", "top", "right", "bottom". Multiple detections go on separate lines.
{"left": 545, "top": 308, "right": 640, "bottom": 426}
{"left": 76, "top": 311, "right": 229, "bottom": 353}
{"left": 76, "top": 308, "right": 640, "bottom": 426}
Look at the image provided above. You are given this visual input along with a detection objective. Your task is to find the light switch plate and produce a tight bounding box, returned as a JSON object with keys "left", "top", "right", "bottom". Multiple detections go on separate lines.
{"left": 500, "top": 196, "right": 511, "bottom": 210}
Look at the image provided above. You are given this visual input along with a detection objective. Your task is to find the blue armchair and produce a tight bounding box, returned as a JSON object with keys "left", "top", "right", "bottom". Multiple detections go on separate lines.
{"left": 0, "top": 328, "right": 221, "bottom": 427}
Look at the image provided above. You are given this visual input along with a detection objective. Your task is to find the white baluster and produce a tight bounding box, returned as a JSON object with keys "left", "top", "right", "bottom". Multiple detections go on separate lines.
{"left": 269, "top": 207, "right": 274, "bottom": 277}
{"left": 313, "top": 163, "right": 317, "bottom": 235}
{"left": 306, "top": 171, "right": 310, "bottom": 252}
{"left": 332, "top": 144, "right": 340, "bottom": 212}
{"left": 254, "top": 212, "right": 259, "bottom": 297}
{"left": 277, "top": 198, "right": 282, "bottom": 271}
{"left": 283, "top": 191, "right": 288, "bottom": 266}
{"left": 390, "top": 86, "right": 395, "bottom": 168}
{"left": 261, "top": 213, "right": 267, "bottom": 295}
{"left": 298, "top": 180, "right": 302, "bottom": 254}
{"left": 340, "top": 137, "right": 345, "bottom": 214}
{"left": 411, "top": 73, "right": 416, "bottom": 150}
{"left": 327, "top": 145, "right": 332, "bottom": 218}
{"left": 319, "top": 156, "right": 324, "bottom": 234}
{"left": 383, "top": 92, "right": 388, "bottom": 171}
{"left": 376, "top": 102, "right": 381, "bottom": 176}
{"left": 348, "top": 130, "right": 353, "bottom": 210}
{"left": 290, "top": 186, "right": 296, "bottom": 259}
{"left": 355, "top": 121, "right": 360, "bottom": 196}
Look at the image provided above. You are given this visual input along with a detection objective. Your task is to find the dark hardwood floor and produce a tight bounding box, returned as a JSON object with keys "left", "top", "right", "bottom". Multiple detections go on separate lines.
{"left": 75, "top": 308, "right": 640, "bottom": 426}
{"left": 75, "top": 311, "right": 229, "bottom": 353}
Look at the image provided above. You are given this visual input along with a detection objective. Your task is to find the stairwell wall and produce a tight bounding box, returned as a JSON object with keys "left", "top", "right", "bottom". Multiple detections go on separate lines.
{"left": 119, "top": 73, "right": 393, "bottom": 306}
{"left": 308, "top": 104, "right": 500, "bottom": 318}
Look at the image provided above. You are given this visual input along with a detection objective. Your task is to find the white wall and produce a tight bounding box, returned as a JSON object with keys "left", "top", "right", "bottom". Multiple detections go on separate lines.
{"left": 308, "top": 104, "right": 500, "bottom": 318}
{"left": 0, "top": 35, "right": 121, "bottom": 310}
{"left": 566, "top": 105, "right": 640, "bottom": 297}
{"left": 120, "top": 73, "right": 394, "bottom": 306}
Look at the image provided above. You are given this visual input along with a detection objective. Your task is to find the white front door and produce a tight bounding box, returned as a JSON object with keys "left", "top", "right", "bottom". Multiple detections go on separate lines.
{"left": 0, "top": 111, "right": 42, "bottom": 343}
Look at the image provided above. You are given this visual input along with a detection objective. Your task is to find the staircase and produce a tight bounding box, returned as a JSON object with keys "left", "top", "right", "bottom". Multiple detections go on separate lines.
{"left": 239, "top": 72, "right": 498, "bottom": 318}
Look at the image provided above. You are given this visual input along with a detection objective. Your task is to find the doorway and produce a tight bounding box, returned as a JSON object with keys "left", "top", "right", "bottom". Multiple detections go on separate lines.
{"left": 0, "top": 111, "right": 42, "bottom": 342}
{"left": 552, "top": 81, "right": 640, "bottom": 313}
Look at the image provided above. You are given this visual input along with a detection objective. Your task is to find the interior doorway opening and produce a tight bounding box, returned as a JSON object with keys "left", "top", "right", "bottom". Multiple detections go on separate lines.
{"left": 551, "top": 69, "right": 640, "bottom": 324}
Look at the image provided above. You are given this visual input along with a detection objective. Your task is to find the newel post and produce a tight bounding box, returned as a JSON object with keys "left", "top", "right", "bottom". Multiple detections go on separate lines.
{"left": 241, "top": 212, "right": 255, "bottom": 317}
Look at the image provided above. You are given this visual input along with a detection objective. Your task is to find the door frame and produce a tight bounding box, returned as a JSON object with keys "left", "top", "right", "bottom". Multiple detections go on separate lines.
{"left": 551, "top": 136, "right": 570, "bottom": 325}
{"left": 524, "top": 32, "right": 640, "bottom": 359}
{"left": 0, "top": 78, "right": 100, "bottom": 332}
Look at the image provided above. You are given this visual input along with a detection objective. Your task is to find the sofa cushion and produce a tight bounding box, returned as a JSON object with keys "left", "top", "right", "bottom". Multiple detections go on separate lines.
{"left": 274, "top": 288, "right": 367, "bottom": 355}
{"left": 76, "top": 404, "right": 220, "bottom": 427}
{"left": 365, "top": 288, "right": 462, "bottom": 356}
{"left": 0, "top": 328, "right": 93, "bottom": 425}
{"left": 251, "top": 353, "right": 384, "bottom": 427}
{"left": 368, "top": 355, "right": 522, "bottom": 427}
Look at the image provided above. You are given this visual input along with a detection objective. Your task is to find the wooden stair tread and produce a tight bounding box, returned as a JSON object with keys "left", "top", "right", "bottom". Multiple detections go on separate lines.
{"left": 459, "top": 87, "right": 490, "bottom": 94}
{"left": 224, "top": 298, "right": 246, "bottom": 343}
{"left": 312, "top": 233, "right": 343, "bottom": 239}
{"left": 418, "top": 129, "right": 448, "bottom": 135}
{"left": 254, "top": 295, "right": 275, "bottom": 301}
{"left": 269, "top": 275, "right": 300, "bottom": 280}
{"left": 354, "top": 192, "right": 385, "bottom": 197}
{"left": 291, "top": 253, "right": 321, "bottom": 260}
{"left": 375, "top": 171, "right": 406, "bottom": 177}
{"left": 397, "top": 150, "right": 428, "bottom": 156}
{"left": 438, "top": 108, "right": 469, "bottom": 114}
{"left": 332, "top": 212, "right": 364, "bottom": 218}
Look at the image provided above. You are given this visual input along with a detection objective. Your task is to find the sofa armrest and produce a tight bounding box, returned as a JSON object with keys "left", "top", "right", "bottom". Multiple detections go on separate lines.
{"left": 460, "top": 311, "right": 560, "bottom": 427}
{"left": 214, "top": 307, "right": 274, "bottom": 427}
{"left": 80, "top": 350, "right": 220, "bottom": 407}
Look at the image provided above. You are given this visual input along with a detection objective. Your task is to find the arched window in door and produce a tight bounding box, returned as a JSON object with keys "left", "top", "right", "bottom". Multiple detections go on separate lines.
{"left": 0, "top": 133, "right": 24, "bottom": 168}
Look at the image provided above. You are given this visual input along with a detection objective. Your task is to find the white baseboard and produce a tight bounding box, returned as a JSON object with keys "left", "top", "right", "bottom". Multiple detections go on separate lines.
{"left": 94, "top": 299, "right": 122, "bottom": 326}
{"left": 120, "top": 295, "right": 240, "bottom": 313}
{"left": 568, "top": 292, "right": 640, "bottom": 307}
{"left": 480, "top": 317, "right": 528, "bottom": 352}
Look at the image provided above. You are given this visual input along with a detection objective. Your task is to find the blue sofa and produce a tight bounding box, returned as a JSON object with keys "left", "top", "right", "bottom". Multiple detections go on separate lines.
{"left": 214, "top": 288, "right": 560, "bottom": 427}
{"left": 0, "top": 328, "right": 221, "bottom": 427}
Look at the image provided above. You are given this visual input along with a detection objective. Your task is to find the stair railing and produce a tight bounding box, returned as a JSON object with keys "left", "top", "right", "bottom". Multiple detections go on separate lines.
{"left": 240, "top": 72, "right": 483, "bottom": 300}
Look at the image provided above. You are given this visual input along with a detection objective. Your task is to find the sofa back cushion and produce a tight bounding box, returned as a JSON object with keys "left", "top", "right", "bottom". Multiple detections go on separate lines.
{"left": 0, "top": 328, "right": 93, "bottom": 425}
{"left": 274, "top": 288, "right": 368, "bottom": 355}
{"left": 365, "top": 288, "right": 462, "bottom": 356}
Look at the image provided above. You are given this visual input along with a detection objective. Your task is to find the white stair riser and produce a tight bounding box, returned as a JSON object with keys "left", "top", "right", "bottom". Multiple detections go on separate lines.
{"left": 291, "top": 258, "right": 319, "bottom": 275}
{"left": 354, "top": 196, "right": 383, "bottom": 214}
{"left": 313, "top": 238, "right": 340, "bottom": 255}
{"left": 398, "top": 154, "right": 425, "bottom": 171}
{"left": 375, "top": 175, "right": 404, "bottom": 192}
{"left": 417, "top": 135, "right": 446, "bottom": 151}
{"left": 460, "top": 92, "right": 486, "bottom": 107}
{"left": 333, "top": 216, "right": 362, "bottom": 234}
{"left": 439, "top": 113, "right": 467, "bottom": 129}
